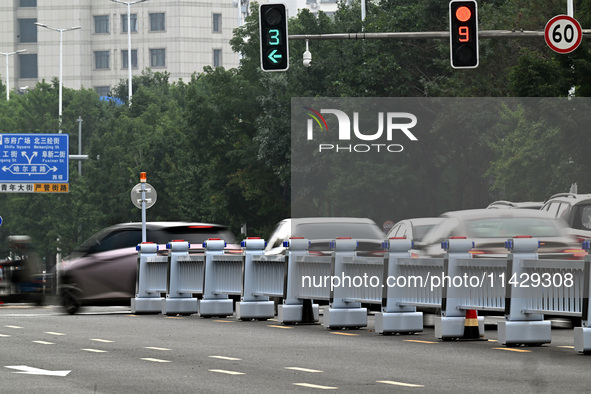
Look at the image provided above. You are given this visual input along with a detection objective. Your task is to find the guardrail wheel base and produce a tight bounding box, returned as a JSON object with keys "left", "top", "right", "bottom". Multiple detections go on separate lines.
{"left": 497, "top": 321, "right": 551, "bottom": 346}
{"left": 435, "top": 316, "right": 485, "bottom": 340}
{"left": 131, "top": 297, "right": 164, "bottom": 314}
{"left": 574, "top": 327, "right": 591, "bottom": 354}
{"left": 236, "top": 301, "right": 274, "bottom": 321}
{"left": 277, "top": 304, "right": 319, "bottom": 324}
{"left": 375, "top": 312, "right": 423, "bottom": 335}
{"left": 199, "top": 299, "right": 233, "bottom": 318}
{"left": 323, "top": 308, "right": 367, "bottom": 330}
{"left": 162, "top": 298, "right": 199, "bottom": 316}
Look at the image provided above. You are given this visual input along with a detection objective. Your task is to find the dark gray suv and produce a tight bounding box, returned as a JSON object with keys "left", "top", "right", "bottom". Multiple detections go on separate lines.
{"left": 541, "top": 193, "right": 591, "bottom": 243}
{"left": 60, "top": 222, "right": 238, "bottom": 314}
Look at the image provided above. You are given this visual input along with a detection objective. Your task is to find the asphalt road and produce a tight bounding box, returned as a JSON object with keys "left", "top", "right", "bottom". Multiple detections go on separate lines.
{"left": 0, "top": 304, "right": 590, "bottom": 393}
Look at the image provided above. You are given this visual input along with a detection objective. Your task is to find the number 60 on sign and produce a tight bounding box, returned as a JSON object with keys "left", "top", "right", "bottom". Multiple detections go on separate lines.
{"left": 544, "top": 14, "right": 582, "bottom": 54}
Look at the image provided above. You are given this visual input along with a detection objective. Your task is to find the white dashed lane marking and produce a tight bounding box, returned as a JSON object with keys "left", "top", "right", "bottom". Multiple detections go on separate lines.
{"left": 209, "top": 356, "right": 242, "bottom": 361}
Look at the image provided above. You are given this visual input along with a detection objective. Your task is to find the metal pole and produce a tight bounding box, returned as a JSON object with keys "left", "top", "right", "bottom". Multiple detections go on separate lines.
{"left": 35, "top": 23, "right": 80, "bottom": 132}
{"left": 140, "top": 172, "right": 147, "bottom": 242}
{"left": 361, "top": 0, "right": 366, "bottom": 22}
{"left": 127, "top": 3, "right": 132, "bottom": 105}
{"left": 77, "top": 116, "right": 83, "bottom": 175}
{"left": 59, "top": 29, "right": 63, "bottom": 133}
{"left": 567, "top": 0, "right": 574, "bottom": 17}
{"left": 1, "top": 50, "right": 26, "bottom": 101}
{"left": 5, "top": 54, "right": 8, "bottom": 101}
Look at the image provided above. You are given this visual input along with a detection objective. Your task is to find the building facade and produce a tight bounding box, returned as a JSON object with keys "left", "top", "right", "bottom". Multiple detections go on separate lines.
{"left": 0, "top": 0, "right": 243, "bottom": 95}
{"left": 0, "top": 0, "right": 342, "bottom": 96}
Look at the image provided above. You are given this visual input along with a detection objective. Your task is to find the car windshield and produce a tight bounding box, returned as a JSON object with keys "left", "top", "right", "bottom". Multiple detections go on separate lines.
{"left": 465, "top": 217, "right": 562, "bottom": 238}
{"left": 295, "top": 223, "right": 384, "bottom": 240}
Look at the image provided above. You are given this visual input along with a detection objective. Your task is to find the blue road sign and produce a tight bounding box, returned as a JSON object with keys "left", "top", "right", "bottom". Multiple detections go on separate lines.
{"left": 0, "top": 216, "right": 3, "bottom": 227}
{"left": 0, "top": 134, "right": 69, "bottom": 183}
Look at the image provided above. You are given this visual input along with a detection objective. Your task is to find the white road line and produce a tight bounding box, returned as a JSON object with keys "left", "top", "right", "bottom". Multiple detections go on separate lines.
{"left": 4, "top": 325, "right": 23, "bottom": 329}
{"left": 141, "top": 358, "right": 171, "bottom": 363}
{"left": 144, "top": 347, "right": 171, "bottom": 351}
{"left": 209, "top": 369, "right": 245, "bottom": 375}
{"left": 82, "top": 349, "right": 108, "bottom": 353}
{"left": 293, "top": 383, "right": 337, "bottom": 390}
{"left": 90, "top": 338, "right": 114, "bottom": 343}
{"left": 45, "top": 332, "right": 66, "bottom": 336}
{"left": 209, "top": 356, "right": 242, "bottom": 361}
{"left": 0, "top": 334, "right": 11, "bottom": 337}
{"left": 377, "top": 380, "right": 425, "bottom": 388}
{"left": 33, "top": 341, "right": 55, "bottom": 345}
{"left": 285, "top": 367, "right": 323, "bottom": 373}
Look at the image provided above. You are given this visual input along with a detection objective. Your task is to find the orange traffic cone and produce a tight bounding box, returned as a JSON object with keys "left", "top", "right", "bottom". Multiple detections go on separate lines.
{"left": 463, "top": 309, "right": 481, "bottom": 340}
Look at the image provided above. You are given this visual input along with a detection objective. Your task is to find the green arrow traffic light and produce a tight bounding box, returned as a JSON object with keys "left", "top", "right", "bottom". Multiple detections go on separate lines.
{"left": 268, "top": 49, "right": 283, "bottom": 64}
{"left": 259, "top": 4, "right": 289, "bottom": 72}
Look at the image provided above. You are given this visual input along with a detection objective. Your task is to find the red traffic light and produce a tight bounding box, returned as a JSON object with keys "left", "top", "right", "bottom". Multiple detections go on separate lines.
{"left": 455, "top": 6, "right": 471, "bottom": 22}
{"left": 449, "top": 0, "right": 479, "bottom": 69}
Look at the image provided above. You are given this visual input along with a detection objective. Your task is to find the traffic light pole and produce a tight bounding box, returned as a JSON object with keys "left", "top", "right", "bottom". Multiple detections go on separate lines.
{"left": 289, "top": 29, "right": 590, "bottom": 41}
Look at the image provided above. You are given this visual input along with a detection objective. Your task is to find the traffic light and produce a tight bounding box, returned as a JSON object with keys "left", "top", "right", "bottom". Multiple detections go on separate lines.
{"left": 259, "top": 3, "right": 289, "bottom": 72}
{"left": 449, "top": 0, "right": 478, "bottom": 69}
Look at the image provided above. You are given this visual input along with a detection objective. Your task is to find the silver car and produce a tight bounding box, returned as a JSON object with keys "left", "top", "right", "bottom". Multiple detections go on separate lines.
{"left": 417, "top": 209, "right": 585, "bottom": 259}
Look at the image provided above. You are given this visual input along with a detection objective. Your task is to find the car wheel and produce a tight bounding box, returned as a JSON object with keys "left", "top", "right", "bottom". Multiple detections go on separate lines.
{"left": 61, "top": 288, "right": 82, "bottom": 315}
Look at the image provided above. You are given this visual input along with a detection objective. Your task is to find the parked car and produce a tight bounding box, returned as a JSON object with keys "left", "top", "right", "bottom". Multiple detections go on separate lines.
{"left": 264, "top": 217, "right": 386, "bottom": 255}
{"left": 540, "top": 192, "right": 591, "bottom": 243}
{"left": 386, "top": 217, "right": 444, "bottom": 243}
{"left": 59, "top": 222, "right": 239, "bottom": 314}
{"left": 416, "top": 209, "right": 585, "bottom": 259}
{"left": 486, "top": 200, "right": 544, "bottom": 210}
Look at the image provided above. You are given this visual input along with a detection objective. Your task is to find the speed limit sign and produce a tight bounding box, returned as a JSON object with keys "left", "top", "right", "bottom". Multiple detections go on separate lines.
{"left": 544, "top": 15, "right": 582, "bottom": 54}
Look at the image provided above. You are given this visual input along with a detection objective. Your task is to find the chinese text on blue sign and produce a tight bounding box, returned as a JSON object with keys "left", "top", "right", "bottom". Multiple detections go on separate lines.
{"left": 0, "top": 134, "right": 69, "bottom": 193}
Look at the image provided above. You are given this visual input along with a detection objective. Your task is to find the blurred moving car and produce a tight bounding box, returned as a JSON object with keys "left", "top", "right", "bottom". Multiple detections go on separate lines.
{"left": 264, "top": 217, "right": 385, "bottom": 255}
{"left": 416, "top": 209, "right": 585, "bottom": 259}
{"left": 60, "top": 222, "right": 239, "bottom": 314}
{"left": 486, "top": 200, "right": 544, "bottom": 210}
{"left": 540, "top": 192, "right": 591, "bottom": 243}
{"left": 386, "top": 217, "right": 444, "bottom": 243}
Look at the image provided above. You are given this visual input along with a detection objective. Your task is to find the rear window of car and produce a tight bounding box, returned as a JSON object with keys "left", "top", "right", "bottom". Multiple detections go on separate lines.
{"left": 465, "top": 218, "right": 562, "bottom": 238}
{"left": 295, "top": 223, "right": 384, "bottom": 240}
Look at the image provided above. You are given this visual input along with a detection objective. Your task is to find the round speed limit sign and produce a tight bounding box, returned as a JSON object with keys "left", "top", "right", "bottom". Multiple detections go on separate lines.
{"left": 544, "top": 15, "right": 582, "bottom": 54}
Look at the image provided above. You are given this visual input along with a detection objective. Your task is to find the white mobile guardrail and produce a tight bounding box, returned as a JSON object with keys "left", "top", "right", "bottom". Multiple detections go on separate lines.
{"left": 132, "top": 242, "right": 166, "bottom": 314}
{"left": 132, "top": 236, "right": 591, "bottom": 353}
{"left": 236, "top": 237, "right": 285, "bottom": 321}
{"left": 199, "top": 238, "right": 242, "bottom": 318}
{"left": 162, "top": 240, "right": 204, "bottom": 316}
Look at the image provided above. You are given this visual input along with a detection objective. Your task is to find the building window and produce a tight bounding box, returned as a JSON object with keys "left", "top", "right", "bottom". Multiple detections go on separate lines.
{"left": 19, "top": 19, "right": 37, "bottom": 43}
{"left": 122, "top": 50, "right": 138, "bottom": 69}
{"left": 94, "top": 15, "right": 110, "bottom": 34}
{"left": 149, "top": 13, "right": 165, "bottom": 31}
{"left": 121, "top": 14, "right": 138, "bottom": 33}
{"left": 19, "top": 0, "right": 37, "bottom": 7}
{"left": 20, "top": 54, "right": 37, "bottom": 78}
{"left": 95, "top": 86, "right": 110, "bottom": 97}
{"left": 150, "top": 49, "right": 166, "bottom": 67}
{"left": 213, "top": 13, "right": 222, "bottom": 33}
{"left": 213, "top": 49, "right": 222, "bottom": 68}
{"left": 95, "top": 51, "right": 110, "bottom": 69}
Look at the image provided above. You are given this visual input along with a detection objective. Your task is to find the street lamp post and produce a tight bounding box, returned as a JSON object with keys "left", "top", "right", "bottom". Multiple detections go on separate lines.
{"left": 110, "top": 0, "right": 148, "bottom": 105}
{"left": 0, "top": 49, "right": 27, "bottom": 101}
{"left": 35, "top": 23, "right": 81, "bottom": 132}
